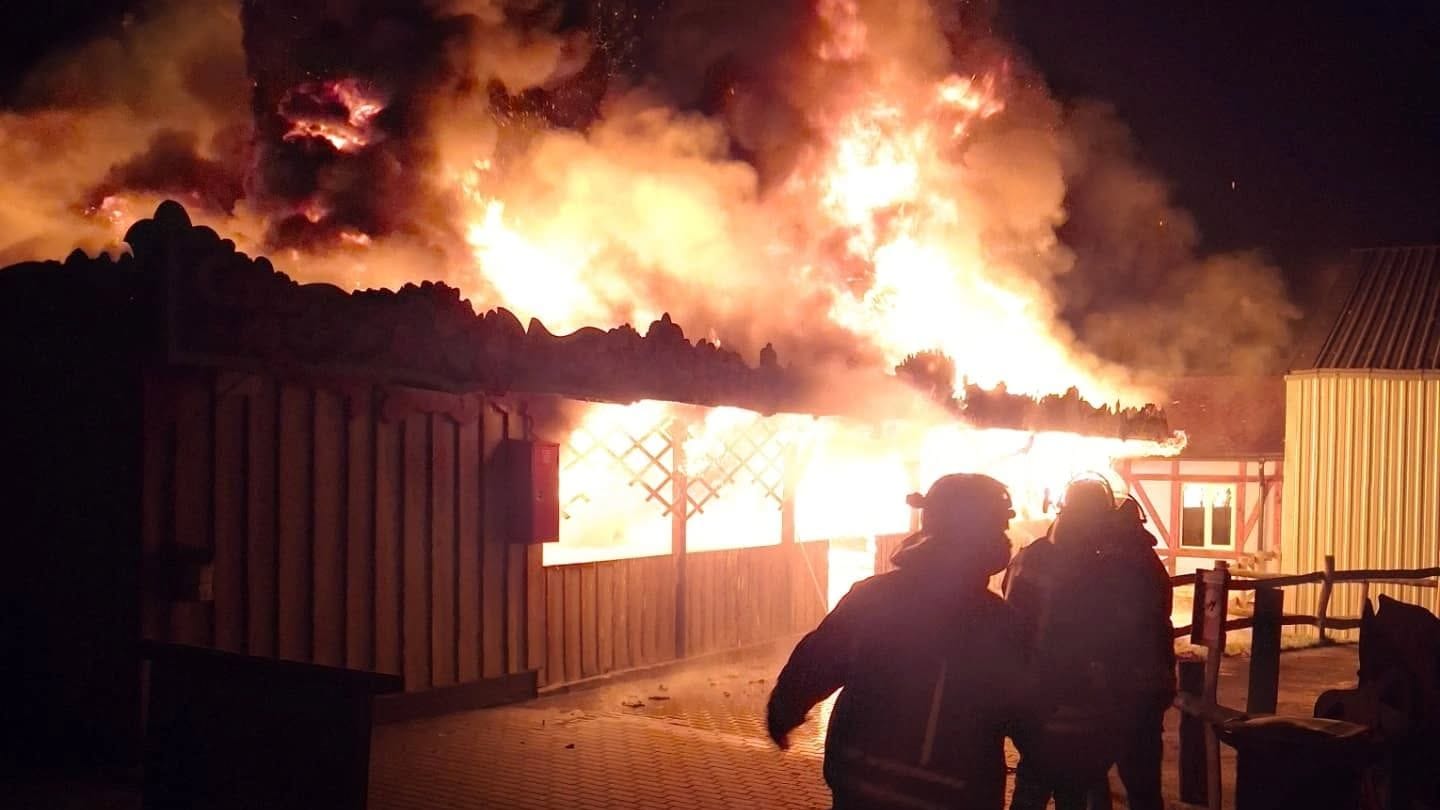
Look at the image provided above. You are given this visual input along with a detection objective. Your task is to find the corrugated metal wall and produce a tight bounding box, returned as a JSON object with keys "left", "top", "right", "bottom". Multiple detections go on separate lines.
{"left": 1282, "top": 371, "right": 1440, "bottom": 626}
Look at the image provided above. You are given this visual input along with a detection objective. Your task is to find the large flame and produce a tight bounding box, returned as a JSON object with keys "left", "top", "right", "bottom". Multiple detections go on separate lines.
{"left": 0, "top": 0, "right": 1213, "bottom": 596}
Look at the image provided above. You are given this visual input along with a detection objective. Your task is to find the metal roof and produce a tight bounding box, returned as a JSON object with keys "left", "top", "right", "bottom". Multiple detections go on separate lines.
{"left": 1310, "top": 245, "right": 1440, "bottom": 369}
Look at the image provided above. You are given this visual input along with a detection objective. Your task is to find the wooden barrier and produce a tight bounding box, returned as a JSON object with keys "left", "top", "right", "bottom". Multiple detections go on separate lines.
{"left": 1173, "top": 556, "right": 1438, "bottom": 809}
{"left": 1172, "top": 555, "right": 1440, "bottom": 640}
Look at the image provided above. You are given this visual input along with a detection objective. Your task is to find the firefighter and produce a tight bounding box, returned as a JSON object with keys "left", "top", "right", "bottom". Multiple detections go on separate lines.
{"left": 1005, "top": 478, "right": 1122, "bottom": 810}
{"left": 1005, "top": 481, "right": 1175, "bottom": 810}
{"left": 766, "top": 473, "right": 1028, "bottom": 810}
{"left": 1085, "top": 496, "right": 1175, "bottom": 810}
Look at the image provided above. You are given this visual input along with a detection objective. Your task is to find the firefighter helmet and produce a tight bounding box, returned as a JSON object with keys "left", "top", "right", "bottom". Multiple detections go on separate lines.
{"left": 905, "top": 473, "right": 1015, "bottom": 537}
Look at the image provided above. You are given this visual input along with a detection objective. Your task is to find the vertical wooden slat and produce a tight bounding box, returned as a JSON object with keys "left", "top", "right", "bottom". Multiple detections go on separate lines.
{"left": 695, "top": 553, "right": 711, "bottom": 655}
{"left": 212, "top": 388, "right": 247, "bottom": 653}
{"left": 456, "top": 409, "right": 482, "bottom": 682}
{"left": 662, "top": 556, "right": 677, "bottom": 661}
{"left": 480, "top": 408, "right": 505, "bottom": 679}
{"left": 172, "top": 379, "right": 213, "bottom": 646}
{"left": 312, "top": 389, "right": 346, "bottom": 667}
{"left": 345, "top": 390, "right": 374, "bottom": 671}
{"left": 402, "top": 413, "right": 431, "bottom": 689}
{"left": 545, "top": 567, "right": 564, "bottom": 686}
{"left": 597, "top": 563, "right": 615, "bottom": 675}
{"left": 276, "top": 384, "right": 313, "bottom": 662}
{"left": 430, "top": 416, "right": 458, "bottom": 687}
{"left": 563, "top": 566, "right": 583, "bottom": 682}
{"left": 581, "top": 564, "right": 599, "bottom": 678}
{"left": 245, "top": 380, "right": 278, "bottom": 658}
{"left": 141, "top": 377, "right": 174, "bottom": 642}
{"left": 614, "top": 561, "right": 632, "bottom": 670}
{"left": 506, "top": 544, "right": 526, "bottom": 674}
{"left": 526, "top": 545, "right": 546, "bottom": 677}
{"left": 374, "top": 415, "right": 403, "bottom": 675}
{"left": 640, "top": 558, "right": 658, "bottom": 665}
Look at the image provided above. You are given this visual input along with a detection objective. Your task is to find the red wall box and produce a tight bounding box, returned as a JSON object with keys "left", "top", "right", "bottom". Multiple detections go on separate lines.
{"left": 498, "top": 439, "right": 560, "bottom": 544}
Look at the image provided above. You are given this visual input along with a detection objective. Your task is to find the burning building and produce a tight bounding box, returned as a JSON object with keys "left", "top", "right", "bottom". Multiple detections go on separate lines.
{"left": 0, "top": 0, "right": 1299, "bottom": 770}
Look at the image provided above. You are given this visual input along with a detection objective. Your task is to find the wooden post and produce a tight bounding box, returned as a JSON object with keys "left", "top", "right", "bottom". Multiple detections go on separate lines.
{"left": 670, "top": 419, "right": 688, "bottom": 660}
{"left": 1201, "top": 561, "right": 1230, "bottom": 810}
{"left": 1178, "top": 658, "right": 1207, "bottom": 806}
{"left": 1247, "top": 586, "right": 1283, "bottom": 715}
{"left": 1316, "top": 554, "right": 1336, "bottom": 643}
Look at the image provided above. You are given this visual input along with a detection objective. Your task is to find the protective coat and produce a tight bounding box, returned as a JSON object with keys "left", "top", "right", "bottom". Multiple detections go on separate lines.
{"left": 768, "top": 539, "right": 1031, "bottom": 810}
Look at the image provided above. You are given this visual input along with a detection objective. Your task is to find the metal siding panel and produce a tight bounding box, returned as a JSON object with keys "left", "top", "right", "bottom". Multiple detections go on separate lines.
{"left": 1288, "top": 372, "right": 1440, "bottom": 631}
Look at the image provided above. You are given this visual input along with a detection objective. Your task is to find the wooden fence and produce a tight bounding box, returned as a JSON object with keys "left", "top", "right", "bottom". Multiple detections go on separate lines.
{"left": 1171, "top": 556, "right": 1440, "bottom": 810}
{"left": 141, "top": 366, "right": 831, "bottom": 705}
{"left": 1169, "top": 555, "right": 1440, "bottom": 641}
{"left": 538, "top": 542, "right": 828, "bottom": 687}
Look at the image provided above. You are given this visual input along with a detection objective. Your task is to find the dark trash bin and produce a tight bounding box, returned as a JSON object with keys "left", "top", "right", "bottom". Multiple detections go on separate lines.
{"left": 140, "top": 641, "right": 403, "bottom": 810}
{"left": 1218, "top": 715, "right": 1379, "bottom": 810}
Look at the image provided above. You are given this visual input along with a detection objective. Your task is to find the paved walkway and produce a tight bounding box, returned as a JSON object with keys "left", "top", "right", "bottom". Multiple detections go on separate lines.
{"left": 1, "top": 642, "right": 1361, "bottom": 809}
{"left": 368, "top": 642, "right": 1361, "bottom": 810}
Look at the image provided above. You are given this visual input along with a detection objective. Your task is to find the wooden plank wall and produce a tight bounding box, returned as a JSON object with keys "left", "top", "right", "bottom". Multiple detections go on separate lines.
{"left": 540, "top": 555, "right": 677, "bottom": 687}
{"left": 144, "top": 366, "right": 833, "bottom": 694}
{"left": 540, "top": 542, "right": 830, "bottom": 687}
{"left": 686, "top": 545, "right": 793, "bottom": 657}
{"left": 141, "top": 368, "right": 542, "bottom": 692}
{"left": 790, "top": 541, "right": 830, "bottom": 633}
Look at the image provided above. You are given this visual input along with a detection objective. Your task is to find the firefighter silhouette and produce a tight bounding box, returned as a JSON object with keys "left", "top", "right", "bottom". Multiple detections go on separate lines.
{"left": 768, "top": 473, "right": 1030, "bottom": 810}
{"left": 1005, "top": 479, "right": 1174, "bottom": 810}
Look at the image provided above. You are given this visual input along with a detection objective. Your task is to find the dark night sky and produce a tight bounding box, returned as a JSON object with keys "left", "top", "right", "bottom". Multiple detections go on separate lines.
{"left": 3, "top": 1, "right": 1438, "bottom": 292}
{"left": 999, "top": 0, "right": 1440, "bottom": 290}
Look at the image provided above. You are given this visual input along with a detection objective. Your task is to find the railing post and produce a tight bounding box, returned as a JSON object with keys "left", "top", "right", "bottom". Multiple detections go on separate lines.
{"left": 1201, "top": 561, "right": 1230, "bottom": 810}
{"left": 1246, "top": 586, "right": 1283, "bottom": 715}
{"left": 1178, "top": 658, "right": 1208, "bottom": 806}
{"left": 1316, "top": 554, "right": 1335, "bottom": 643}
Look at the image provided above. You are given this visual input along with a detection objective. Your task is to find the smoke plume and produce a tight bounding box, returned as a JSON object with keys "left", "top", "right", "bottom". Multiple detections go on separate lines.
{"left": 0, "top": 0, "right": 1299, "bottom": 398}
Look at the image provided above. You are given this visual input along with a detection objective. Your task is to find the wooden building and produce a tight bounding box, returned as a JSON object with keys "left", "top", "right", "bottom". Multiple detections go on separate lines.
{"left": 1, "top": 201, "right": 1171, "bottom": 767}
{"left": 0, "top": 203, "right": 826, "bottom": 767}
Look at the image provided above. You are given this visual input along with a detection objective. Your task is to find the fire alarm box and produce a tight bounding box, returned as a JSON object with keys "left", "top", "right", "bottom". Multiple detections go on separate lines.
{"left": 498, "top": 439, "right": 560, "bottom": 543}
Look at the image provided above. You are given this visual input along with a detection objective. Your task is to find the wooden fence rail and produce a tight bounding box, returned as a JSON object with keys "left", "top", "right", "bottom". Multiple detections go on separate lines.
{"left": 1170, "top": 556, "right": 1440, "bottom": 642}
{"left": 1171, "top": 555, "right": 1439, "bottom": 810}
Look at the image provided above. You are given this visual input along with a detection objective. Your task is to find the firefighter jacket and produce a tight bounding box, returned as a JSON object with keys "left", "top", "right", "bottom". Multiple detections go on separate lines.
{"left": 1002, "top": 515, "right": 1177, "bottom": 782}
{"left": 767, "top": 539, "right": 1031, "bottom": 810}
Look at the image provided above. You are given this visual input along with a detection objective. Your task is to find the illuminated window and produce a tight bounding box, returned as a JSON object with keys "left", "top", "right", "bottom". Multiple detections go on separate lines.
{"left": 1180, "top": 484, "right": 1235, "bottom": 549}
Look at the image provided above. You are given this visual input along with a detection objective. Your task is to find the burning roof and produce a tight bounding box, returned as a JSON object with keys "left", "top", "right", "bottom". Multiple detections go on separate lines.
{"left": 0, "top": 0, "right": 1296, "bottom": 437}
{"left": 1, "top": 199, "right": 1171, "bottom": 441}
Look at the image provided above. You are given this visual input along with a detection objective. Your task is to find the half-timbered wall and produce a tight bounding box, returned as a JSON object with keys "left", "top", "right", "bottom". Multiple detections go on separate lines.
{"left": 1117, "top": 457, "right": 1283, "bottom": 576}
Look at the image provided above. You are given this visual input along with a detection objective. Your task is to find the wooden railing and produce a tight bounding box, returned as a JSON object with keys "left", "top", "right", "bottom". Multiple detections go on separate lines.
{"left": 1170, "top": 555, "right": 1440, "bottom": 642}
{"left": 1171, "top": 555, "right": 1440, "bottom": 810}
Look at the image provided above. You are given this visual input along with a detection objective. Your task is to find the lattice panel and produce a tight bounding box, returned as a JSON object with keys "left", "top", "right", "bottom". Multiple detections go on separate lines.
{"left": 685, "top": 417, "right": 788, "bottom": 518}
{"left": 562, "top": 419, "right": 677, "bottom": 518}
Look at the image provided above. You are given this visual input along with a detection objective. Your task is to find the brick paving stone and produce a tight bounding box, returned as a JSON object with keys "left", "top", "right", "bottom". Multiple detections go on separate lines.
{"left": 369, "top": 642, "right": 1360, "bottom": 810}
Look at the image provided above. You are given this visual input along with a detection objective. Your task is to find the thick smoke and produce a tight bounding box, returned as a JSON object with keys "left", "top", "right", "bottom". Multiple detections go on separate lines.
{"left": 0, "top": 0, "right": 1298, "bottom": 392}
{"left": 1054, "top": 103, "right": 1300, "bottom": 375}
{"left": 0, "top": 0, "right": 249, "bottom": 265}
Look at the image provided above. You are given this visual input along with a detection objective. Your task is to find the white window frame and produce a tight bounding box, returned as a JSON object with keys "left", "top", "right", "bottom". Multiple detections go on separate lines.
{"left": 1180, "top": 483, "right": 1237, "bottom": 550}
